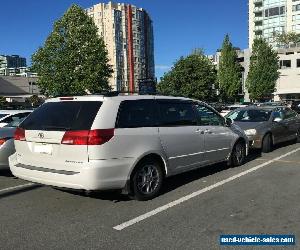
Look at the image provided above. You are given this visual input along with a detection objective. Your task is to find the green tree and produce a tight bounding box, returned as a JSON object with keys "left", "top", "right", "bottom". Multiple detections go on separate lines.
{"left": 218, "top": 34, "right": 242, "bottom": 102}
{"left": 246, "top": 38, "right": 280, "bottom": 101}
{"left": 275, "top": 31, "right": 300, "bottom": 47}
{"left": 31, "top": 4, "right": 113, "bottom": 96}
{"left": 157, "top": 50, "right": 217, "bottom": 101}
{"left": 26, "top": 95, "right": 42, "bottom": 107}
{"left": 0, "top": 96, "right": 7, "bottom": 108}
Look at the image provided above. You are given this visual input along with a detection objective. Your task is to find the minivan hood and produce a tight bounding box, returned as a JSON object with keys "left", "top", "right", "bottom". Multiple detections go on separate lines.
{"left": 233, "top": 121, "right": 268, "bottom": 131}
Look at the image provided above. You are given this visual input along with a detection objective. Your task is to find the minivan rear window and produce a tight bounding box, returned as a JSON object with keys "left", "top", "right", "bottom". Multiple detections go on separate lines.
{"left": 20, "top": 101, "right": 102, "bottom": 131}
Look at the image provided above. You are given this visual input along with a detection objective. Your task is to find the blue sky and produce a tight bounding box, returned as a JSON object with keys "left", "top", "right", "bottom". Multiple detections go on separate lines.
{"left": 0, "top": 0, "right": 248, "bottom": 79}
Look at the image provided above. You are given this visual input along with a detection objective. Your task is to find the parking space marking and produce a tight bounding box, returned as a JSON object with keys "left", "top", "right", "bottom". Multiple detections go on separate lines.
{"left": 0, "top": 183, "right": 37, "bottom": 194}
{"left": 113, "top": 147, "right": 300, "bottom": 231}
{"left": 255, "top": 158, "right": 300, "bottom": 164}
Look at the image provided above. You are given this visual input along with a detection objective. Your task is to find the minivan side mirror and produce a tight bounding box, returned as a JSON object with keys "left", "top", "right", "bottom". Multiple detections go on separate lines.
{"left": 225, "top": 118, "right": 232, "bottom": 126}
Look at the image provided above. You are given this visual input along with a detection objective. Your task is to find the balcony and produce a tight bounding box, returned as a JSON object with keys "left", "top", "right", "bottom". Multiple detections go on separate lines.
{"left": 254, "top": 25, "right": 263, "bottom": 31}
{"left": 254, "top": 30, "right": 263, "bottom": 35}
{"left": 254, "top": 16, "right": 263, "bottom": 22}
{"left": 253, "top": 7, "right": 263, "bottom": 13}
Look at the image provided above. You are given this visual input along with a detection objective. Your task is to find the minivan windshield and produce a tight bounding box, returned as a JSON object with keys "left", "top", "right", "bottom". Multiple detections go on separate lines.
{"left": 226, "top": 109, "right": 272, "bottom": 122}
{"left": 20, "top": 101, "right": 102, "bottom": 131}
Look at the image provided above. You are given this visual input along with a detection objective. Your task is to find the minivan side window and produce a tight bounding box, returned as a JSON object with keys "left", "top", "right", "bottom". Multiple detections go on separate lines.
{"left": 158, "top": 101, "right": 197, "bottom": 126}
{"left": 116, "top": 100, "right": 157, "bottom": 128}
{"left": 194, "top": 104, "right": 224, "bottom": 126}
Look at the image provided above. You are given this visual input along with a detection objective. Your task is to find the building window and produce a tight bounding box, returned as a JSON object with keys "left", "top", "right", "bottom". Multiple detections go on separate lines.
{"left": 297, "top": 59, "right": 300, "bottom": 67}
{"left": 265, "top": 6, "right": 285, "bottom": 17}
{"left": 280, "top": 60, "right": 291, "bottom": 69}
{"left": 293, "top": 4, "right": 300, "bottom": 12}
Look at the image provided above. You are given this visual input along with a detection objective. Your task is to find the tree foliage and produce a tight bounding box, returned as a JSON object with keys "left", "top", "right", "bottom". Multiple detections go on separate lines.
{"left": 0, "top": 96, "right": 7, "bottom": 108}
{"left": 246, "top": 38, "right": 280, "bottom": 101}
{"left": 218, "top": 34, "right": 242, "bottom": 101}
{"left": 157, "top": 50, "right": 217, "bottom": 101}
{"left": 31, "top": 4, "right": 113, "bottom": 96}
{"left": 26, "top": 95, "right": 43, "bottom": 107}
{"left": 275, "top": 31, "right": 300, "bottom": 47}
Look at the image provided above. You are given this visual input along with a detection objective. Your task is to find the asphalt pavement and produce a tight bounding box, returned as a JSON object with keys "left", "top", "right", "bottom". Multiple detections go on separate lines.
{"left": 1, "top": 142, "right": 300, "bottom": 249}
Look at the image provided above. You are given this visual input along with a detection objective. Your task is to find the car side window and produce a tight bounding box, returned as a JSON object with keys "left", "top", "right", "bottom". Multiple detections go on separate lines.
{"left": 1, "top": 113, "right": 30, "bottom": 123}
{"left": 158, "top": 101, "right": 197, "bottom": 126}
{"left": 284, "top": 108, "right": 297, "bottom": 119}
{"left": 194, "top": 104, "right": 224, "bottom": 126}
{"left": 116, "top": 100, "right": 157, "bottom": 128}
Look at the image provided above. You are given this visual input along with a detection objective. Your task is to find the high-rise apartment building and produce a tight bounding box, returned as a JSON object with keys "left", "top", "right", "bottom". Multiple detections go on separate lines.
{"left": 0, "top": 55, "right": 26, "bottom": 69}
{"left": 248, "top": 0, "right": 300, "bottom": 101}
{"left": 86, "top": 1, "right": 155, "bottom": 92}
{"left": 248, "top": 0, "right": 300, "bottom": 48}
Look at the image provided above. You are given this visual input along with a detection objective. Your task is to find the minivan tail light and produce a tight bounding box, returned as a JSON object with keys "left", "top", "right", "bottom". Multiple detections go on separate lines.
{"left": 61, "top": 129, "right": 114, "bottom": 145}
{"left": 88, "top": 129, "right": 114, "bottom": 145}
{"left": 14, "top": 128, "right": 26, "bottom": 141}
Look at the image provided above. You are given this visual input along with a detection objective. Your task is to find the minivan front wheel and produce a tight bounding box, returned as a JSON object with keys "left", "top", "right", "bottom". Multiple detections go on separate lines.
{"left": 230, "top": 140, "right": 246, "bottom": 167}
{"left": 132, "top": 159, "right": 163, "bottom": 201}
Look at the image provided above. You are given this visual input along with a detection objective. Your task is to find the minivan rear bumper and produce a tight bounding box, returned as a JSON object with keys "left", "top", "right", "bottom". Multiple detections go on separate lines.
{"left": 9, "top": 153, "right": 134, "bottom": 191}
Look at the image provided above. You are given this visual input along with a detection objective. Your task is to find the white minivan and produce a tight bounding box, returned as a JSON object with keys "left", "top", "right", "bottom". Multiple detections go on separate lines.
{"left": 9, "top": 94, "right": 248, "bottom": 200}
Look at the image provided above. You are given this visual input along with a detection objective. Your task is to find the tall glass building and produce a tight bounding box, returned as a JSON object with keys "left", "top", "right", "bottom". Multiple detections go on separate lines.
{"left": 86, "top": 2, "right": 155, "bottom": 92}
{"left": 249, "top": 0, "right": 300, "bottom": 48}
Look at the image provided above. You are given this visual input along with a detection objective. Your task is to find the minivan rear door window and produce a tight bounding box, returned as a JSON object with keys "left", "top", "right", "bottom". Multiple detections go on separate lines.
{"left": 21, "top": 101, "right": 102, "bottom": 131}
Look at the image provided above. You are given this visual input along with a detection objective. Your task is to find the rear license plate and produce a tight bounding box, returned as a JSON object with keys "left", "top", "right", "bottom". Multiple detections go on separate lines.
{"left": 34, "top": 144, "right": 52, "bottom": 155}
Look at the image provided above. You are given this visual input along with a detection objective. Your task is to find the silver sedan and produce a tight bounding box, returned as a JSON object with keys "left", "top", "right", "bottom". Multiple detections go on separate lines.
{"left": 226, "top": 106, "right": 300, "bottom": 153}
{"left": 0, "top": 116, "right": 31, "bottom": 170}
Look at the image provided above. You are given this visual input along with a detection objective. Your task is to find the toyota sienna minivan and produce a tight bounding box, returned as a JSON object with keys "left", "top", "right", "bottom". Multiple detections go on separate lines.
{"left": 9, "top": 94, "right": 248, "bottom": 200}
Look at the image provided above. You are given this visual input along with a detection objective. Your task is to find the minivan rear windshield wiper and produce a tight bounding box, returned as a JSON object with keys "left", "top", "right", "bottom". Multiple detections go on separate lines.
{"left": 42, "top": 125, "right": 71, "bottom": 131}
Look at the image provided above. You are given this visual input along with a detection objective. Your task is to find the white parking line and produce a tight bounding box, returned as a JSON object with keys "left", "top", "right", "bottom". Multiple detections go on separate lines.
{"left": 113, "top": 147, "right": 300, "bottom": 231}
{"left": 0, "top": 183, "right": 37, "bottom": 194}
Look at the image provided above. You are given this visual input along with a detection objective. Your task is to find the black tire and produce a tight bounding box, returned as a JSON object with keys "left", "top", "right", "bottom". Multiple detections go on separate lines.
{"left": 262, "top": 133, "right": 273, "bottom": 153}
{"left": 230, "top": 140, "right": 246, "bottom": 167}
{"left": 296, "top": 129, "right": 300, "bottom": 143}
{"left": 131, "top": 159, "right": 163, "bottom": 201}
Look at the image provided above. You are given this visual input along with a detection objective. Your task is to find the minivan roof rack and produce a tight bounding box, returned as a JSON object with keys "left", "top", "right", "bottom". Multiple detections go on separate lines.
{"left": 53, "top": 90, "right": 159, "bottom": 98}
{"left": 93, "top": 91, "right": 158, "bottom": 97}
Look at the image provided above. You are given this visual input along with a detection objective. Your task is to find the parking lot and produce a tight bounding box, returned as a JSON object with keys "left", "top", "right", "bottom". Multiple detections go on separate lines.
{"left": 1, "top": 142, "right": 300, "bottom": 249}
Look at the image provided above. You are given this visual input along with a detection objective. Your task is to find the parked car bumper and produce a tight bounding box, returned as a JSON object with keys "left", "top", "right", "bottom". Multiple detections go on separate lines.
{"left": 0, "top": 139, "right": 15, "bottom": 169}
{"left": 248, "top": 135, "right": 262, "bottom": 149}
{"left": 9, "top": 153, "right": 135, "bottom": 191}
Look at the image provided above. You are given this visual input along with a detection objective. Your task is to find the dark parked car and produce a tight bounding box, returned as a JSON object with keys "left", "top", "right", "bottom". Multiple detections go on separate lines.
{"left": 291, "top": 100, "right": 300, "bottom": 113}
{"left": 226, "top": 106, "right": 300, "bottom": 153}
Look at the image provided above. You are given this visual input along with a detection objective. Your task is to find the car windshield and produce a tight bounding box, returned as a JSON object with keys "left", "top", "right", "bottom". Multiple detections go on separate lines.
{"left": 227, "top": 109, "right": 272, "bottom": 122}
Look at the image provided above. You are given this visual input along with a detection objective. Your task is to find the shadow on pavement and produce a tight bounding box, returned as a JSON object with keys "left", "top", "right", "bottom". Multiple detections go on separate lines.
{"left": 44, "top": 142, "right": 299, "bottom": 202}
{"left": 0, "top": 184, "right": 42, "bottom": 199}
{"left": 63, "top": 150, "right": 265, "bottom": 202}
{"left": 0, "top": 168, "right": 14, "bottom": 177}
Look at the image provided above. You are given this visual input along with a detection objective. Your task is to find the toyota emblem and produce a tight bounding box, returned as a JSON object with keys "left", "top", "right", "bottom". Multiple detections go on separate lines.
{"left": 38, "top": 133, "right": 44, "bottom": 139}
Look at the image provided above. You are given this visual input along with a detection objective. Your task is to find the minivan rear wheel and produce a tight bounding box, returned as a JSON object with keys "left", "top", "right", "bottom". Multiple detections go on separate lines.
{"left": 132, "top": 159, "right": 163, "bottom": 201}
